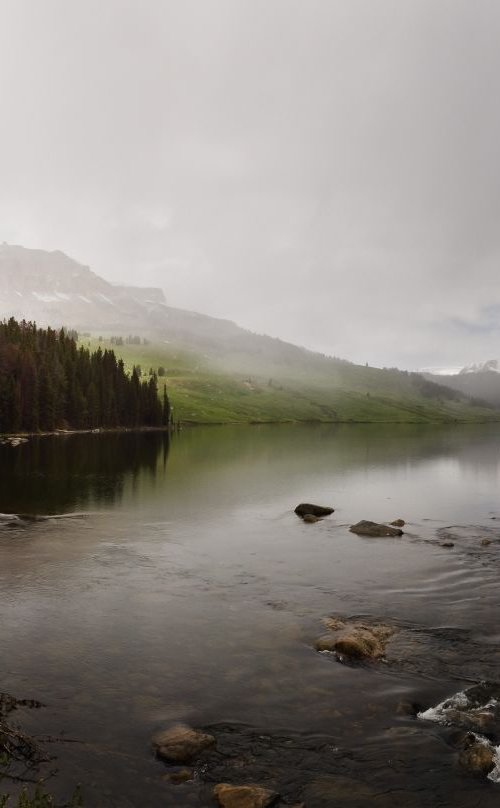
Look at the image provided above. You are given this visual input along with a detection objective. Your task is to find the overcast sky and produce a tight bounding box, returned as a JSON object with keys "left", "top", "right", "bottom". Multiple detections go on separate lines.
{"left": 1, "top": 0, "right": 499, "bottom": 370}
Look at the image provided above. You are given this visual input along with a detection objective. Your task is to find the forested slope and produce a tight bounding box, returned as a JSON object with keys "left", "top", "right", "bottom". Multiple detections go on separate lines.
{"left": 0, "top": 319, "right": 169, "bottom": 433}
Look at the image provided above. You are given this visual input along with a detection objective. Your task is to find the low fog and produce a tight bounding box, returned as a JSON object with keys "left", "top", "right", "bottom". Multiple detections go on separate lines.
{"left": 1, "top": 0, "right": 499, "bottom": 370}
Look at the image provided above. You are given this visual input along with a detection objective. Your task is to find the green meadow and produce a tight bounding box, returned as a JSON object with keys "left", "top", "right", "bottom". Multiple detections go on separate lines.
{"left": 79, "top": 336, "right": 498, "bottom": 425}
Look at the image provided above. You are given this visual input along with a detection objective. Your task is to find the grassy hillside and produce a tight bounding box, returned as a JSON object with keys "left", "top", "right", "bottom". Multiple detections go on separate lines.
{"left": 79, "top": 336, "right": 498, "bottom": 424}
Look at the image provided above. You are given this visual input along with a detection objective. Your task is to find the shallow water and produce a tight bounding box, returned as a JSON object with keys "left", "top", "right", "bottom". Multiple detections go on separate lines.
{"left": 1, "top": 424, "right": 500, "bottom": 805}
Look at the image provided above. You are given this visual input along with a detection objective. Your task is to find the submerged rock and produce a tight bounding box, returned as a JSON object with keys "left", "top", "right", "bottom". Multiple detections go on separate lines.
{"left": 0, "top": 692, "right": 43, "bottom": 714}
{"left": 481, "top": 538, "right": 492, "bottom": 546}
{"left": 162, "top": 767, "right": 193, "bottom": 784}
{"left": 152, "top": 724, "right": 215, "bottom": 763}
{"left": 213, "top": 783, "right": 278, "bottom": 808}
{"left": 396, "top": 700, "right": 422, "bottom": 717}
{"left": 302, "top": 514, "right": 319, "bottom": 523}
{"left": 440, "top": 542, "right": 455, "bottom": 548}
{"left": 391, "top": 519, "right": 405, "bottom": 527}
{"left": 294, "top": 504, "right": 334, "bottom": 518}
{"left": 315, "top": 618, "right": 395, "bottom": 660}
{"left": 350, "top": 520, "right": 403, "bottom": 537}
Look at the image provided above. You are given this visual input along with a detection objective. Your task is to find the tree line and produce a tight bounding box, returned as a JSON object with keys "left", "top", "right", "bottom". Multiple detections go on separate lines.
{"left": 0, "top": 318, "right": 171, "bottom": 433}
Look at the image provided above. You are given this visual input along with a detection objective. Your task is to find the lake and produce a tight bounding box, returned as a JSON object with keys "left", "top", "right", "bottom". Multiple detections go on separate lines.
{"left": 1, "top": 424, "right": 500, "bottom": 807}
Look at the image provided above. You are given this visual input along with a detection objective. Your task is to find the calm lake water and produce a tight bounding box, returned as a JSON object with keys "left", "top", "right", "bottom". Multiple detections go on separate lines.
{"left": 1, "top": 424, "right": 500, "bottom": 806}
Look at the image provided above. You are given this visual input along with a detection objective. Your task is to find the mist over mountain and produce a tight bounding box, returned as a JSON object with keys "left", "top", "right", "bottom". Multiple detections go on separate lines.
{"left": 0, "top": 242, "right": 167, "bottom": 331}
{"left": 0, "top": 243, "right": 497, "bottom": 424}
{"left": 460, "top": 359, "right": 500, "bottom": 375}
{"left": 424, "top": 360, "right": 500, "bottom": 408}
{"left": 0, "top": 242, "right": 330, "bottom": 367}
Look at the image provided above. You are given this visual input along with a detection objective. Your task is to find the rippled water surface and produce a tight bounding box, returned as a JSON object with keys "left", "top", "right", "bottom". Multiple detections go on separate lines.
{"left": 2, "top": 424, "right": 500, "bottom": 806}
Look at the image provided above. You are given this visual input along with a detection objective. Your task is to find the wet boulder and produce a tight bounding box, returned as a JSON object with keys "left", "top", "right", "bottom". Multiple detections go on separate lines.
{"left": 152, "top": 724, "right": 215, "bottom": 763}
{"left": 391, "top": 519, "right": 405, "bottom": 527}
{"left": 315, "top": 618, "right": 395, "bottom": 660}
{"left": 350, "top": 520, "right": 403, "bottom": 537}
{"left": 213, "top": 783, "right": 278, "bottom": 808}
{"left": 417, "top": 683, "right": 500, "bottom": 780}
{"left": 418, "top": 682, "right": 500, "bottom": 737}
{"left": 294, "top": 504, "right": 334, "bottom": 518}
{"left": 459, "top": 736, "right": 495, "bottom": 776}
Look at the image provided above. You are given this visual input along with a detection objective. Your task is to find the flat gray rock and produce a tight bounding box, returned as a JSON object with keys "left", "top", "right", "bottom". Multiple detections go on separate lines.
{"left": 350, "top": 520, "right": 403, "bottom": 537}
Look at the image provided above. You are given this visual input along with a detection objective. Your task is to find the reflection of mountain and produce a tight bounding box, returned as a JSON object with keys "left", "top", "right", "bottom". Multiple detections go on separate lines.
{"left": 154, "top": 422, "right": 500, "bottom": 510}
{"left": 1, "top": 424, "right": 500, "bottom": 521}
{"left": 0, "top": 432, "right": 170, "bottom": 515}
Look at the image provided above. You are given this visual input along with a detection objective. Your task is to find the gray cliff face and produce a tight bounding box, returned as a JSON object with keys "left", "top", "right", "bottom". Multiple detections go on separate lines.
{"left": 0, "top": 243, "right": 314, "bottom": 368}
{"left": 0, "top": 243, "right": 167, "bottom": 331}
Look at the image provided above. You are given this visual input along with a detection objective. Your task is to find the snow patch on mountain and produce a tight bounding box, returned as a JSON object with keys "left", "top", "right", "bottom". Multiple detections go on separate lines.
{"left": 460, "top": 360, "right": 500, "bottom": 375}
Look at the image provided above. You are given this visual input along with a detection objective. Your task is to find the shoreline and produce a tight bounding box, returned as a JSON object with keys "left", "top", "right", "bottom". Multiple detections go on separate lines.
{"left": 1, "top": 417, "right": 500, "bottom": 441}
{"left": 0, "top": 425, "right": 173, "bottom": 440}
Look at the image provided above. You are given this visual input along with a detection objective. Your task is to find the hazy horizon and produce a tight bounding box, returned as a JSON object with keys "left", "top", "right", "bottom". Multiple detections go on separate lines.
{"left": 1, "top": 1, "right": 500, "bottom": 370}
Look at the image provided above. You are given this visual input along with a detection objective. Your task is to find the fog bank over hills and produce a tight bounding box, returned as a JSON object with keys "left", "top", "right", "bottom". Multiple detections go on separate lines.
{"left": 424, "top": 361, "right": 500, "bottom": 408}
{"left": 2, "top": 2, "right": 500, "bottom": 369}
{"left": 0, "top": 243, "right": 497, "bottom": 424}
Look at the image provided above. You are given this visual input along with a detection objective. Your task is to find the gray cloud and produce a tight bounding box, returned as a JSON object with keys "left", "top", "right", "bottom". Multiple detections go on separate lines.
{"left": 1, "top": 0, "right": 500, "bottom": 368}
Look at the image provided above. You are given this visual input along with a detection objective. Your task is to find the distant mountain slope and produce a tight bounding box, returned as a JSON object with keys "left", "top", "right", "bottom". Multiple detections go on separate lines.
{"left": 424, "top": 367, "right": 500, "bottom": 408}
{"left": 0, "top": 243, "right": 497, "bottom": 423}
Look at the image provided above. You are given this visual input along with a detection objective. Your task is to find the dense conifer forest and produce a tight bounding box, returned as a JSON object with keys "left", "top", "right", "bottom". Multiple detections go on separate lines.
{"left": 0, "top": 318, "right": 170, "bottom": 433}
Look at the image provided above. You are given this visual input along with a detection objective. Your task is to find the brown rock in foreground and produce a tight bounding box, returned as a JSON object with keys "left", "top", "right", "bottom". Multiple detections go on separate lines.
{"left": 459, "top": 741, "right": 495, "bottom": 775}
{"left": 350, "top": 520, "right": 403, "bottom": 537}
{"left": 213, "top": 783, "right": 278, "bottom": 808}
{"left": 295, "top": 503, "right": 334, "bottom": 517}
{"left": 153, "top": 724, "right": 215, "bottom": 763}
{"left": 315, "top": 618, "right": 395, "bottom": 660}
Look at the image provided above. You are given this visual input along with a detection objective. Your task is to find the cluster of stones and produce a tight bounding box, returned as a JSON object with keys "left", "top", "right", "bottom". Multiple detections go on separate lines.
{"left": 416, "top": 682, "right": 500, "bottom": 778}
{"left": 294, "top": 502, "right": 407, "bottom": 537}
{"left": 152, "top": 724, "right": 305, "bottom": 806}
{"left": 152, "top": 509, "right": 500, "bottom": 799}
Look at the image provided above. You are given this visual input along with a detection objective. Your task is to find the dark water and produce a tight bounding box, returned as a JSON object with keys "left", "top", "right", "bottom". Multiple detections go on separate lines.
{"left": 1, "top": 424, "right": 500, "bottom": 806}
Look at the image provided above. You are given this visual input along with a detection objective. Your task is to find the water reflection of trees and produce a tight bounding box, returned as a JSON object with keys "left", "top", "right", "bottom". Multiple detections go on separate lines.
{"left": 0, "top": 432, "right": 170, "bottom": 515}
